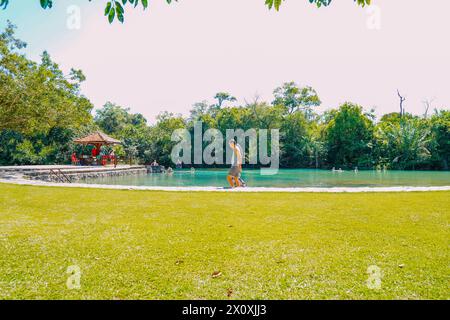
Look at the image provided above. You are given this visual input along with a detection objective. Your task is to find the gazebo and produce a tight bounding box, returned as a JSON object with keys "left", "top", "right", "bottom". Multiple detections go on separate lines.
{"left": 73, "top": 131, "right": 121, "bottom": 166}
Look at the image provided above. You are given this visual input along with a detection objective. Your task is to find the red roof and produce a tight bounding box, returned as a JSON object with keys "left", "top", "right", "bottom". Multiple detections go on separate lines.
{"left": 74, "top": 131, "right": 121, "bottom": 145}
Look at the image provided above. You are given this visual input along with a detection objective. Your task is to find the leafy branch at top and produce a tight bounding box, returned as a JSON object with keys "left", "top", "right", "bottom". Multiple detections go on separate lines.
{"left": 0, "top": 0, "right": 369, "bottom": 23}
{"left": 265, "top": 0, "right": 371, "bottom": 11}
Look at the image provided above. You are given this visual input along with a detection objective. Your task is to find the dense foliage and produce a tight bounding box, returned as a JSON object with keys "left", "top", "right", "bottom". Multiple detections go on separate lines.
{"left": 0, "top": 23, "right": 448, "bottom": 169}
{"left": 0, "top": 22, "right": 95, "bottom": 165}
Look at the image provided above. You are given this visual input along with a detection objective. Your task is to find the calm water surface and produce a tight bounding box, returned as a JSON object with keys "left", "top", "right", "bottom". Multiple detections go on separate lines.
{"left": 85, "top": 169, "right": 450, "bottom": 188}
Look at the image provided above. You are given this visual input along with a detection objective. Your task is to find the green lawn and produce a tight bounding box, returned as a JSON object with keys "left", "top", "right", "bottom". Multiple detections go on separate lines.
{"left": 0, "top": 183, "right": 448, "bottom": 300}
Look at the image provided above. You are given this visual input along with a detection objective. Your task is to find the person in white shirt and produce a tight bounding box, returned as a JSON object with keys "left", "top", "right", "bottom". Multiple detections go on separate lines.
{"left": 227, "top": 139, "right": 242, "bottom": 188}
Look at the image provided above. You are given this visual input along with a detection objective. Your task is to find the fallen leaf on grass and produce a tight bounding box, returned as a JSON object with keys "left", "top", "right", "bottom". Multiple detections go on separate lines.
{"left": 212, "top": 271, "right": 222, "bottom": 278}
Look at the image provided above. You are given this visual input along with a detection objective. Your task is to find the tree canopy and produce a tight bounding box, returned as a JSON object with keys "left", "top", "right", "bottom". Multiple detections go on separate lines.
{"left": 0, "top": 21, "right": 93, "bottom": 135}
{"left": 0, "top": 0, "right": 371, "bottom": 23}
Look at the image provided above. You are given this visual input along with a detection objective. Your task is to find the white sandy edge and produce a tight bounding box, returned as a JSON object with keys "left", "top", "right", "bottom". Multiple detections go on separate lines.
{"left": 1, "top": 176, "right": 449, "bottom": 193}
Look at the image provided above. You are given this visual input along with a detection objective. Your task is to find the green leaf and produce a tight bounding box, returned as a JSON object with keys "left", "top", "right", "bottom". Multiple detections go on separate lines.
{"left": 0, "top": 0, "right": 9, "bottom": 9}
{"left": 40, "top": 0, "right": 49, "bottom": 9}
{"left": 105, "top": 2, "right": 112, "bottom": 16}
{"left": 108, "top": 7, "right": 115, "bottom": 23}
{"left": 116, "top": 2, "right": 124, "bottom": 14}
{"left": 274, "top": 0, "right": 283, "bottom": 11}
{"left": 118, "top": 12, "right": 124, "bottom": 23}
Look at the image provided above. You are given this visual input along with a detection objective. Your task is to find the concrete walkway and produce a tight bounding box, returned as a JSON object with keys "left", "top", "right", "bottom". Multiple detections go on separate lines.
{"left": 0, "top": 165, "right": 135, "bottom": 172}
{"left": 0, "top": 164, "right": 147, "bottom": 183}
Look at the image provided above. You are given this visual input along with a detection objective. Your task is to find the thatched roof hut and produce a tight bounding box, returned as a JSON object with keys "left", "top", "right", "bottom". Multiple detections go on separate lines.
{"left": 74, "top": 131, "right": 121, "bottom": 146}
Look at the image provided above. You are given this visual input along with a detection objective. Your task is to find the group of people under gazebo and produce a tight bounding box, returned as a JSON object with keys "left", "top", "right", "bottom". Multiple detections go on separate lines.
{"left": 71, "top": 131, "right": 121, "bottom": 167}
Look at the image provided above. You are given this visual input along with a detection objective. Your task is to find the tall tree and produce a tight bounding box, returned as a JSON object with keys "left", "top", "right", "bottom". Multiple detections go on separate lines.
{"left": 214, "top": 92, "right": 237, "bottom": 109}
{"left": 428, "top": 110, "right": 450, "bottom": 170}
{"left": 146, "top": 111, "right": 186, "bottom": 166}
{"left": 0, "top": 22, "right": 93, "bottom": 135}
{"left": 95, "top": 102, "right": 151, "bottom": 162}
{"left": 272, "top": 82, "right": 321, "bottom": 116}
{"left": 323, "top": 103, "right": 374, "bottom": 168}
{"left": 376, "top": 119, "right": 431, "bottom": 170}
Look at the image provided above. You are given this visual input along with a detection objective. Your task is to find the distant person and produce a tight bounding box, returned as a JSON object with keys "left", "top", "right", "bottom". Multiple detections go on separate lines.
{"left": 71, "top": 152, "right": 79, "bottom": 166}
{"left": 227, "top": 139, "right": 242, "bottom": 188}
{"left": 176, "top": 159, "right": 182, "bottom": 169}
{"left": 110, "top": 150, "right": 117, "bottom": 168}
{"left": 151, "top": 160, "right": 159, "bottom": 167}
{"left": 167, "top": 167, "right": 174, "bottom": 175}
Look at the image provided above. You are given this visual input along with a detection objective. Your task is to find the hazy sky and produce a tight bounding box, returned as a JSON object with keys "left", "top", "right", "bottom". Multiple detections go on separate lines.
{"left": 1, "top": 0, "right": 449, "bottom": 122}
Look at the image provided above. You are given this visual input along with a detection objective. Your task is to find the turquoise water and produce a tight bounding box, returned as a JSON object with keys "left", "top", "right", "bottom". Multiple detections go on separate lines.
{"left": 85, "top": 169, "right": 450, "bottom": 188}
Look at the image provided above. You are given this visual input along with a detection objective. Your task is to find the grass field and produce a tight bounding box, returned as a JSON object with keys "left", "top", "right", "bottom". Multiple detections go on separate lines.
{"left": 0, "top": 183, "right": 448, "bottom": 299}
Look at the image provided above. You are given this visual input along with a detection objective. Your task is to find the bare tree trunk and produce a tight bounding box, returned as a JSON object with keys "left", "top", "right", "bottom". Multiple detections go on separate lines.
{"left": 397, "top": 90, "right": 406, "bottom": 117}
{"left": 422, "top": 98, "right": 435, "bottom": 119}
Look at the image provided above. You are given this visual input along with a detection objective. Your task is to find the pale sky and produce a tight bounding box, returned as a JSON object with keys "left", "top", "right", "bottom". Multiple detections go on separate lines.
{"left": 1, "top": 0, "right": 449, "bottom": 122}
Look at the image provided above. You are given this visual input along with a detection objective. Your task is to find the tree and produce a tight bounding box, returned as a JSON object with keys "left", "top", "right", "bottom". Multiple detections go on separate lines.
{"left": 376, "top": 119, "right": 431, "bottom": 170}
{"left": 146, "top": 111, "right": 186, "bottom": 166}
{"left": 95, "top": 102, "right": 152, "bottom": 162}
{"left": 0, "top": 22, "right": 94, "bottom": 165}
{"left": 94, "top": 102, "right": 134, "bottom": 135}
{"left": 189, "top": 101, "right": 210, "bottom": 122}
{"left": 422, "top": 97, "right": 435, "bottom": 119}
{"left": 272, "top": 82, "right": 321, "bottom": 116}
{"left": 280, "top": 112, "right": 311, "bottom": 167}
{"left": 246, "top": 98, "right": 284, "bottom": 130}
{"left": 0, "top": 22, "right": 93, "bottom": 135}
{"left": 0, "top": 0, "right": 370, "bottom": 23}
{"left": 214, "top": 92, "right": 237, "bottom": 109}
{"left": 397, "top": 90, "right": 406, "bottom": 117}
{"left": 428, "top": 110, "right": 450, "bottom": 170}
{"left": 322, "top": 103, "right": 374, "bottom": 168}
{"left": 207, "top": 92, "right": 237, "bottom": 117}
{"left": 301, "top": 126, "right": 325, "bottom": 169}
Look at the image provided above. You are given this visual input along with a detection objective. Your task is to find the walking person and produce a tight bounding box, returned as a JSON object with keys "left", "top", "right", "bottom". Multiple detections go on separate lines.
{"left": 227, "top": 139, "right": 242, "bottom": 188}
